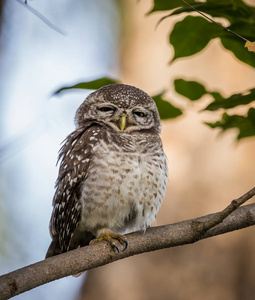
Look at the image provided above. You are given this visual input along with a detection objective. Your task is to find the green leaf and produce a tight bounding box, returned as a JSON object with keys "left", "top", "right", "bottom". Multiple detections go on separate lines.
{"left": 170, "top": 3, "right": 233, "bottom": 19}
{"left": 174, "top": 79, "right": 207, "bottom": 100}
{"left": 170, "top": 16, "right": 222, "bottom": 61}
{"left": 205, "top": 88, "right": 255, "bottom": 111}
{"left": 220, "top": 22, "right": 255, "bottom": 68}
{"left": 54, "top": 77, "right": 119, "bottom": 95}
{"left": 206, "top": 108, "right": 255, "bottom": 139}
{"left": 210, "top": 92, "right": 225, "bottom": 102}
{"left": 149, "top": 0, "right": 196, "bottom": 13}
{"left": 152, "top": 93, "right": 182, "bottom": 119}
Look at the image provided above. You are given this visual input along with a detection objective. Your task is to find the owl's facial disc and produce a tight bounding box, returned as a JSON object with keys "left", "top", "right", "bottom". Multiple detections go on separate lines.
{"left": 94, "top": 102, "right": 155, "bottom": 132}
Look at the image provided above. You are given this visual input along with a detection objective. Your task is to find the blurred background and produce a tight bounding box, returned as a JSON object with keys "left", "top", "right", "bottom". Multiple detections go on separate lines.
{"left": 0, "top": 1, "right": 255, "bottom": 299}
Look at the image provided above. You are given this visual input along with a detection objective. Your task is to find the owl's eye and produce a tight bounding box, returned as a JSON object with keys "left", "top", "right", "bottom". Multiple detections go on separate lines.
{"left": 133, "top": 111, "right": 146, "bottom": 118}
{"left": 98, "top": 106, "right": 115, "bottom": 112}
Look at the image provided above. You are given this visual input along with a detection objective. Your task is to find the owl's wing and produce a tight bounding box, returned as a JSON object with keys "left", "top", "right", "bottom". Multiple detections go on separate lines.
{"left": 46, "top": 124, "right": 101, "bottom": 257}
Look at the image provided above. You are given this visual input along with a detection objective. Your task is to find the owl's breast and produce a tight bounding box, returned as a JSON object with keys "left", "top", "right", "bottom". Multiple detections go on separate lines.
{"left": 80, "top": 133, "right": 168, "bottom": 234}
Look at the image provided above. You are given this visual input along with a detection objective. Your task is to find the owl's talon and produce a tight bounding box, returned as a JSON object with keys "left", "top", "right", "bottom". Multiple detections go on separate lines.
{"left": 113, "top": 243, "right": 120, "bottom": 253}
{"left": 89, "top": 231, "right": 128, "bottom": 252}
{"left": 123, "top": 240, "right": 128, "bottom": 251}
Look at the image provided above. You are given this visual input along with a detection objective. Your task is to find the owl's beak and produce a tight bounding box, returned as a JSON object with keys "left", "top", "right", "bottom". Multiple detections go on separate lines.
{"left": 120, "top": 115, "right": 126, "bottom": 132}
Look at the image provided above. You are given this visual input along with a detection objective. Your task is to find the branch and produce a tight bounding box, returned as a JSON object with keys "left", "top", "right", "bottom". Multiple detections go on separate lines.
{"left": 0, "top": 187, "right": 255, "bottom": 299}
{"left": 15, "top": 0, "right": 66, "bottom": 35}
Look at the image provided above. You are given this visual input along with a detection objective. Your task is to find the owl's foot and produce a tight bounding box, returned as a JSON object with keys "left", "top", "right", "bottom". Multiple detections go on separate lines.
{"left": 89, "top": 230, "right": 128, "bottom": 252}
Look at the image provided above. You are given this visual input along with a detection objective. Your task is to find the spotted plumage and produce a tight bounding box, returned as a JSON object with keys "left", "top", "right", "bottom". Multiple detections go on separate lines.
{"left": 46, "top": 84, "right": 168, "bottom": 258}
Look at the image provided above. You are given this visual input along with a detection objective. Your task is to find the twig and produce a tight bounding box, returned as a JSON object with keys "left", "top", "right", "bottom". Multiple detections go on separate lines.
{"left": 179, "top": 0, "right": 249, "bottom": 42}
{"left": 0, "top": 187, "right": 254, "bottom": 299}
{"left": 196, "top": 185, "right": 255, "bottom": 235}
{"left": 15, "top": 0, "right": 66, "bottom": 35}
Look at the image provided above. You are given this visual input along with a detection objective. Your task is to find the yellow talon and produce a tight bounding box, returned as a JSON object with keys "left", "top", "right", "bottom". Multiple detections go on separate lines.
{"left": 89, "top": 230, "right": 128, "bottom": 252}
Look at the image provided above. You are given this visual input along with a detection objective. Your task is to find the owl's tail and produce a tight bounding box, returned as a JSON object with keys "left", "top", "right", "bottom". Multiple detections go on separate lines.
{"left": 45, "top": 237, "right": 62, "bottom": 259}
{"left": 45, "top": 230, "right": 95, "bottom": 259}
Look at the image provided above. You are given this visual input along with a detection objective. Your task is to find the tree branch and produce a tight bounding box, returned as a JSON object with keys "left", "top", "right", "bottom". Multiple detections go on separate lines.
{"left": 15, "top": 0, "right": 66, "bottom": 35}
{"left": 0, "top": 187, "right": 255, "bottom": 300}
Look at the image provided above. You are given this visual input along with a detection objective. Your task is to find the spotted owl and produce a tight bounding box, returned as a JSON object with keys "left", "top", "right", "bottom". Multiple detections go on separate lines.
{"left": 46, "top": 83, "right": 168, "bottom": 258}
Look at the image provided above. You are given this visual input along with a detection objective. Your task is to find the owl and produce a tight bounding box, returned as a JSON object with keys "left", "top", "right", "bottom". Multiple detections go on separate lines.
{"left": 46, "top": 84, "right": 168, "bottom": 258}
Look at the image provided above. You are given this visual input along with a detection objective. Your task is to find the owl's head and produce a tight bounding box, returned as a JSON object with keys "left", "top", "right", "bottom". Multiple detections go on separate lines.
{"left": 75, "top": 84, "right": 161, "bottom": 134}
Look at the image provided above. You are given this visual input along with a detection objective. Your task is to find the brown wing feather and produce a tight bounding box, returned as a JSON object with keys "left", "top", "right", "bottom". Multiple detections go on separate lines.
{"left": 47, "top": 123, "right": 101, "bottom": 256}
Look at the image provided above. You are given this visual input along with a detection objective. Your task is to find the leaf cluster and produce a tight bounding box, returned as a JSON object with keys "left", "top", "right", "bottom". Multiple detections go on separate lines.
{"left": 54, "top": 0, "right": 255, "bottom": 140}
{"left": 149, "top": 0, "right": 255, "bottom": 139}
